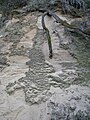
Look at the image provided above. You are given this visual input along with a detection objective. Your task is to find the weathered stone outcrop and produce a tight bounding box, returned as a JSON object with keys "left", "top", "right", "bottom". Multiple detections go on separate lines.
{"left": 0, "top": 1, "right": 90, "bottom": 119}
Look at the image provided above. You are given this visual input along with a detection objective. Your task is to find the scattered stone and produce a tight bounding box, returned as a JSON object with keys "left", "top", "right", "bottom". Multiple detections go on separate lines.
{"left": 0, "top": 56, "right": 7, "bottom": 65}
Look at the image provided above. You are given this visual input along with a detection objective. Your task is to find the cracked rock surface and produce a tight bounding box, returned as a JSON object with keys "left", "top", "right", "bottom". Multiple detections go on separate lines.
{"left": 0, "top": 11, "right": 90, "bottom": 120}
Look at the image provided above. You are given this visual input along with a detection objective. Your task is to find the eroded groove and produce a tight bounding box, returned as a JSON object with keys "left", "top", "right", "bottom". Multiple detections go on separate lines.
{"left": 42, "top": 12, "right": 53, "bottom": 59}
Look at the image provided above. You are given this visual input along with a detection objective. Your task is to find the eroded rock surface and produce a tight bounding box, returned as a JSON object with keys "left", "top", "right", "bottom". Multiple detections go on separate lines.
{"left": 0, "top": 11, "right": 90, "bottom": 120}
